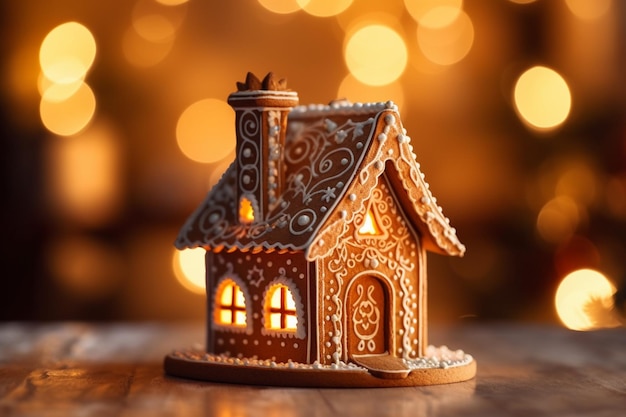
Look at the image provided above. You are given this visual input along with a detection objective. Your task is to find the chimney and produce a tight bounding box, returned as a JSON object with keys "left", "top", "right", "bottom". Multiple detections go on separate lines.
{"left": 228, "top": 72, "right": 298, "bottom": 224}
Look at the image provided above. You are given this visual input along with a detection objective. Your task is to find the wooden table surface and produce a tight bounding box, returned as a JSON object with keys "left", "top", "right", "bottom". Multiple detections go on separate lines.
{"left": 0, "top": 322, "right": 625, "bottom": 416}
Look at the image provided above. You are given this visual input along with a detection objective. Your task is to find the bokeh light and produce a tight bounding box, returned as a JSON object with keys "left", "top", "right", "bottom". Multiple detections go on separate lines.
{"left": 122, "top": 25, "right": 174, "bottom": 67}
{"left": 404, "top": 0, "right": 462, "bottom": 24}
{"left": 344, "top": 24, "right": 407, "bottom": 86}
{"left": 258, "top": 0, "right": 303, "bottom": 14}
{"left": 337, "top": 74, "right": 405, "bottom": 110}
{"left": 132, "top": 14, "right": 177, "bottom": 43}
{"left": 47, "top": 235, "right": 124, "bottom": 300}
{"left": 38, "top": 73, "right": 83, "bottom": 102}
{"left": 155, "top": 0, "right": 189, "bottom": 5}
{"left": 565, "top": 0, "right": 612, "bottom": 20}
{"left": 555, "top": 269, "right": 618, "bottom": 331}
{"left": 417, "top": 8, "right": 474, "bottom": 66}
{"left": 45, "top": 122, "right": 122, "bottom": 226}
{"left": 40, "top": 81, "right": 96, "bottom": 136}
{"left": 536, "top": 196, "right": 580, "bottom": 244}
{"left": 39, "top": 22, "right": 96, "bottom": 84}
{"left": 297, "top": 0, "right": 352, "bottom": 17}
{"left": 172, "top": 248, "right": 206, "bottom": 294}
{"left": 176, "top": 98, "right": 236, "bottom": 164}
{"left": 513, "top": 66, "right": 572, "bottom": 131}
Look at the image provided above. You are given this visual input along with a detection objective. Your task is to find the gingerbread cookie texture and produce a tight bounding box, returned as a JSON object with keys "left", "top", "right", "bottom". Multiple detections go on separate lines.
{"left": 167, "top": 72, "right": 475, "bottom": 387}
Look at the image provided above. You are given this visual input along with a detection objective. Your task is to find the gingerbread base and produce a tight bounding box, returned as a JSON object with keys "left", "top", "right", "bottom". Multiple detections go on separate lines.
{"left": 164, "top": 346, "right": 476, "bottom": 388}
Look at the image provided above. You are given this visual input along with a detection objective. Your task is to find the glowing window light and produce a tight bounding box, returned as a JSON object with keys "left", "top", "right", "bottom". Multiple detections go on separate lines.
{"left": 40, "top": 81, "right": 96, "bottom": 136}
{"left": 417, "top": 8, "right": 474, "bottom": 66}
{"left": 404, "top": 0, "right": 462, "bottom": 25}
{"left": 565, "top": 0, "right": 612, "bottom": 20}
{"left": 172, "top": 247, "right": 206, "bottom": 294}
{"left": 176, "top": 98, "right": 235, "bottom": 164}
{"left": 257, "top": 0, "right": 303, "bottom": 14}
{"left": 39, "top": 22, "right": 96, "bottom": 85}
{"left": 358, "top": 210, "right": 382, "bottom": 236}
{"left": 513, "top": 66, "right": 572, "bottom": 131}
{"left": 266, "top": 285, "right": 298, "bottom": 331}
{"left": 215, "top": 279, "right": 247, "bottom": 326}
{"left": 297, "top": 0, "right": 352, "bottom": 17}
{"left": 344, "top": 25, "right": 407, "bottom": 86}
{"left": 536, "top": 196, "right": 579, "bottom": 244}
{"left": 555, "top": 269, "right": 618, "bottom": 331}
{"left": 337, "top": 74, "right": 405, "bottom": 110}
{"left": 45, "top": 123, "right": 122, "bottom": 226}
{"left": 239, "top": 197, "right": 255, "bottom": 224}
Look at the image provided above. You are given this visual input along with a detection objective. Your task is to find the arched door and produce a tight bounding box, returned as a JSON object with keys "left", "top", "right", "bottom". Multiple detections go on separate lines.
{"left": 346, "top": 275, "right": 388, "bottom": 357}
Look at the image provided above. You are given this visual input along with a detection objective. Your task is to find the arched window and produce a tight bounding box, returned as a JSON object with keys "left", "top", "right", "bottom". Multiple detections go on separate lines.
{"left": 214, "top": 278, "right": 247, "bottom": 328}
{"left": 266, "top": 284, "right": 298, "bottom": 331}
{"left": 239, "top": 196, "right": 255, "bottom": 224}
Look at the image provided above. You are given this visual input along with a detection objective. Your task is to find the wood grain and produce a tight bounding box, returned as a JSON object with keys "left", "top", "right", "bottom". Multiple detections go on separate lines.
{"left": 1, "top": 323, "right": 625, "bottom": 416}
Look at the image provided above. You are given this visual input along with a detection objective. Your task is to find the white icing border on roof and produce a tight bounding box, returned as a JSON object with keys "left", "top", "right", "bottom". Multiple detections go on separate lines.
{"left": 290, "top": 101, "right": 398, "bottom": 117}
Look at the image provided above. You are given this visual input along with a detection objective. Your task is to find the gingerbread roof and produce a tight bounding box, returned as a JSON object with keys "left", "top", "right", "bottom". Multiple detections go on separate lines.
{"left": 175, "top": 100, "right": 465, "bottom": 259}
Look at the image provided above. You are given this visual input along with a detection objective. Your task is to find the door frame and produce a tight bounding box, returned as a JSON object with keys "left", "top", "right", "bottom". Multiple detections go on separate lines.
{"left": 343, "top": 271, "right": 396, "bottom": 362}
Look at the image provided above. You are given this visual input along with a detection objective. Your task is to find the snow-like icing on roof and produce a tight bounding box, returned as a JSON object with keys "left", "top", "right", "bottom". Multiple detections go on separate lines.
{"left": 175, "top": 103, "right": 465, "bottom": 258}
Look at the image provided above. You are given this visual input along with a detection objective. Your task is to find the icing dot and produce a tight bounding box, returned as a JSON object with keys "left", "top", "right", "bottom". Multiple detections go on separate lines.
{"left": 253, "top": 313, "right": 259, "bottom": 319}
{"left": 378, "top": 133, "right": 387, "bottom": 141}
{"left": 253, "top": 295, "right": 259, "bottom": 302}
{"left": 243, "top": 339, "right": 248, "bottom": 345}
{"left": 370, "top": 258, "right": 379, "bottom": 268}
{"left": 292, "top": 267, "right": 298, "bottom": 273}
{"left": 243, "top": 175, "right": 251, "bottom": 185}
{"left": 208, "top": 213, "right": 220, "bottom": 223}
{"left": 281, "top": 342, "right": 286, "bottom": 347}
{"left": 293, "top": 343, "right": 299, "bottom": 349}
{"left": 256, "top": 257, "right": 262, "bottom": 263}
{"left": 385, "top": 114, "right": 396, "bottom": 125}
{"left": 217, "top": 338, "right": 224, "bottom": 345}
{"left": 325, "top": 315, "right": 330, "bottom": 321}
{"left": 318, "top": 239, "right": 325, "bottom": 246}
{"left": 348, "top": 194, "right": 356, "bottom": 201}
{"left": 320, "top": 206, "right": 327, "bottom": 212}
{"left": 325, "top": 295, "right": 331, "bottom": 300}
{"left": 337, "top": 181, "right": 344, "bottom": 188}
{"left": 297, "top": 215, "right": 311, "bottom": 226}
{"left": 299, "top": 273, "right": 304, "bottom": 279}
{"left": 243, "top": 148, "right": 252, "bottom": 158}
{"left": 341, "top": 158, "right": 349, "bottom": 165}
{"left": 287, "top": 259, "right": 292, "bottom": 265}
{"left": 229, "top": 338, "right": 235, "bottom": 345}
{"left": 387, "top": 149, "right": 393, "bottom": 155}
{"left": 267, "top": 340, "right": 272, "bottom": 345}
{"left": 356, "top": 142, "right": 363, "bottom": 149}
{"left": 254, "top": 340, "right": 259, "bottom": 345}
{"left": 267, "top": 261, "right": 273, "bottom": 267}
{"left": 340, "top": 210, "right": 347, "bottom": 218}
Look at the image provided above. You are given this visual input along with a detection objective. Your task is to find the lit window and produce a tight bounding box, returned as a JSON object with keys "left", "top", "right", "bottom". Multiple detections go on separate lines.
{"left": 215, "top": 279, "right": 247, "bottom": 327}
{"left": 265, "top": 284, "right": 298, "bottom": 331}
{"left": 358, "top": 209, "right": 382, "bottom": 236}
{"left": 239, "top": 197, "right": 255, "bottom": 224}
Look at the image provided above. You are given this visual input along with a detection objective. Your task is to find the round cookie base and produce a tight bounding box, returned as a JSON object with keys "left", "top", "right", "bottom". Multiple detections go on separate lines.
{"left": 164, "top": 350, "right": 476, "bottom": 388}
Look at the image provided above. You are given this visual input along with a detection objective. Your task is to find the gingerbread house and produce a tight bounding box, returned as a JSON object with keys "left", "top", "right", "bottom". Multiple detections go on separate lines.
{"left": 169, "top": 73, "right": 473, "bottom": 386}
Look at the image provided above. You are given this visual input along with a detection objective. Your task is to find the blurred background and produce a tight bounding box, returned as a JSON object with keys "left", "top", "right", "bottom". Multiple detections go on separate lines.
{"left": 2, "top": 0, "right": 626, "bottom": 331}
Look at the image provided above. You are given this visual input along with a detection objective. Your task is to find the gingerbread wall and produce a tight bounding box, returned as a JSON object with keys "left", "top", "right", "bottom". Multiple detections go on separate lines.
{"left": 317, "top": 176, "right": 425, "bottom": 365}
{"left": 205, "top": 250, "right": 316, "bottom": 363}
